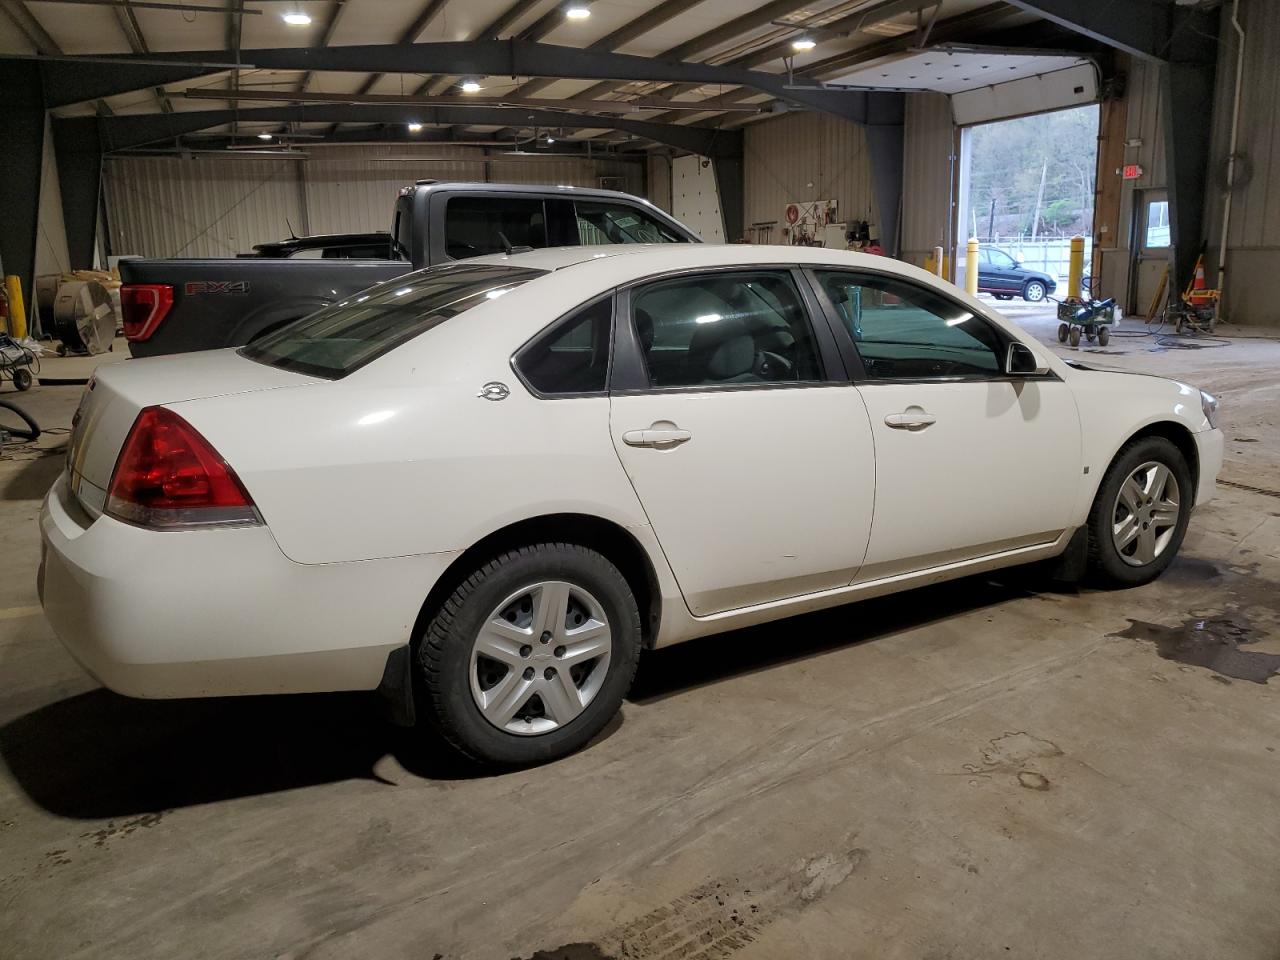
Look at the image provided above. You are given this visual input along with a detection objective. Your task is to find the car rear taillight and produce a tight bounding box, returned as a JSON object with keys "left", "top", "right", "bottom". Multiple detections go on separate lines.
{"left": 106, "top": 406, "right": 259, "bottom": 528}
{"left": 120, "top": 284, "right": 174, "bottom": 342}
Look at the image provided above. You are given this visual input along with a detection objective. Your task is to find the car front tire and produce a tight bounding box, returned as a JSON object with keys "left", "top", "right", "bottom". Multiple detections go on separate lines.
{"left": 1086, "top": 436, "right": 1193, "bottom": 587}
{"left": 1023, "top": 280, "right": 1047, "bottom": 302}
{"left": 417, "top": 543, "right": 642, "bottom": 766}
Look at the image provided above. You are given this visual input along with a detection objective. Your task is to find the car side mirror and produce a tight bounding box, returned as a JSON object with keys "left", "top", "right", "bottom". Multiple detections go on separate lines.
{"left": 1006, "top": 342, "right": 1048, "bottom": 376}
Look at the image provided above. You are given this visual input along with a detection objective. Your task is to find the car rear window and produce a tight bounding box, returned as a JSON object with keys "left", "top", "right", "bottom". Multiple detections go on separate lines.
{"left": 241, "top": 263, "right": 544, "bottom": 379}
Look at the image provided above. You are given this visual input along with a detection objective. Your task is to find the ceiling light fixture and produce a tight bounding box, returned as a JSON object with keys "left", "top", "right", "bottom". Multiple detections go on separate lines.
{"left": 407, "top": 122, "right": 424, "bottom": 132}
{"left": 257, "top": 132, "right": 273, "bottom": 140}
{"left": 791, "top": 37, "right": 816, "bottom": 51}
{"left": 281, "top": 11, "right": 312, "bottom": 26}
{"left": 565, "top": 3, "right": 590, "bottom": 19}
{"left": 461, "top": 79, "right": 482, "bottom": 93}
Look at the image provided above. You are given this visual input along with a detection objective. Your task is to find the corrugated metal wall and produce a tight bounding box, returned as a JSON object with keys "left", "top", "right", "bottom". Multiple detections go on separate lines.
{"left": 900, "top": 92, "right": 955, "bottom": 269}
{"left": 646, "top": 154, "right": 672, "bottom": 213}
{"left": 1203, "top": 0, "right": 1280, "bottom": 324}
{"left": 743, "top": 111, "right": 877, "bottom": 246}
{"left": 103, "top": 156, "right": 303, "bottom": 258}
{"left": 103, "top": 147, "right": 646, "bottom": 258}
{"left": 301, "top": 145, "right": 486, "bottom": 236}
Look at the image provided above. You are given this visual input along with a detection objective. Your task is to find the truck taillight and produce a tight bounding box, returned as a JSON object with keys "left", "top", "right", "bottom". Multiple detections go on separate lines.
{"left": 106, "top": 406, "right": 259, "bottom": 529}
{"left": 120, "top": 284, "right": 174, "bottom": 342}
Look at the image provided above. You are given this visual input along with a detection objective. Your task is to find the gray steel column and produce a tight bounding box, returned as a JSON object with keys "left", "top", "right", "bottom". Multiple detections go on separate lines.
{"left": 51, "top": 117, "right": 103, "bottom": 271}
{"left": 864, "top": 93, "right": 906, "bottom": 257}
{"left": 1161, "top": 52, "right": 1219, "bottom": 295}
{"left": 0, "top": 61, "right": 46, "bottom": 311}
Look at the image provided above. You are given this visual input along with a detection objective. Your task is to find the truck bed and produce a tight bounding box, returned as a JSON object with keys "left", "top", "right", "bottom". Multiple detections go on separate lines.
{"left": 120, "top": 258, "right": 409, "bottom": 357}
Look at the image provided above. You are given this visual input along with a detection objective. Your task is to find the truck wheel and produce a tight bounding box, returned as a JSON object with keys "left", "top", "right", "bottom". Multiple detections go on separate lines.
{"left": 417, "top": 543, "right": 642, "bottom": 766}
{"left": 1086, "top": 436, "right": 1192, "bottom": 587}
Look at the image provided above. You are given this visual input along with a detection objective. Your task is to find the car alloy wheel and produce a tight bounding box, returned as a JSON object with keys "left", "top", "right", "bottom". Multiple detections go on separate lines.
{"left": 1024, "top": 281, "right": 1047, "bottom": 302}
{"left": 1111, "top": 461, "right": 1181, "bottom": 567}
{"left": 470, "top": 580, "right": 612, "bottom": 735}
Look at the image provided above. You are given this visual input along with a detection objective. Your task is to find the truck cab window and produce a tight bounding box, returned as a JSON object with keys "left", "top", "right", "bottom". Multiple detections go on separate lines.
{"left": 575, "top": 200, "right": 685, "bottom": 245}
{"left": 445, "top": 197, "right": 548, "bottom": 259}
{"left": 393, "top": 204, "right": 413, "bottom": 261}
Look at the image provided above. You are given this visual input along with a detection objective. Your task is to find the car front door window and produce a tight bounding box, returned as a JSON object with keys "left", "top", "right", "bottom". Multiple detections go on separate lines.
{"left": 815, "top": 271, "right": 1003, "bottom": 379}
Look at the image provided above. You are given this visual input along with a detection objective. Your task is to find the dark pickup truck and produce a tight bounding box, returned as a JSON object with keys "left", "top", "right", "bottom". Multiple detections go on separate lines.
{"left": 120, "top": 181, "right": 699, "bottom": 357}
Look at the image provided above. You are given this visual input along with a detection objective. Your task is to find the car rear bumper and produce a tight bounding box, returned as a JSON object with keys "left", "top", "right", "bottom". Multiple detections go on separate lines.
{"left": 38, "top": 473, "right": 456, "bottom": 699}
{"left": 1194, "top": 427, "right": 1224, "bottom": 507}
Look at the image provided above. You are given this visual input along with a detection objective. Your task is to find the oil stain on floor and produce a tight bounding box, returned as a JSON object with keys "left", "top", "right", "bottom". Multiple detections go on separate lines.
{"left": 1111, "top": 616, "right": 1280, "bottom": 684}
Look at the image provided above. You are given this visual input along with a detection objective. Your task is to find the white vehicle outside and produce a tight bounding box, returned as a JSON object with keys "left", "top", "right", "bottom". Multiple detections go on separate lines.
{"left": 39, "top": 245, "right": 1224, "bottom": 765}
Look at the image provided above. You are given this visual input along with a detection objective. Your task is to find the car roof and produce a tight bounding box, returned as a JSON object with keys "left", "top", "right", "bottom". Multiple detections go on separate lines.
{"left": 465, "top": 244, "right": 933, "bottom": 279}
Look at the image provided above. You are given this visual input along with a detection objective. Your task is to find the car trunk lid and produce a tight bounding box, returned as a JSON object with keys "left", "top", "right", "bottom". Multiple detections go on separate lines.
{"left": 67, "top": 349, "right": 317, "bottom": 514}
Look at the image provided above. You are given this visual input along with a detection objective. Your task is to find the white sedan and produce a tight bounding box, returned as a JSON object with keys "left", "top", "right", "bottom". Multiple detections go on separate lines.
{"left": 40, "top": 245, "right": 1223, "bottom": 765}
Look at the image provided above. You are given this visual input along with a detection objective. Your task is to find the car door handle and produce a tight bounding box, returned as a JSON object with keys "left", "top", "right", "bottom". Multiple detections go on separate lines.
{"left": 884, "top": 409, "right": 937, "bottom": 430}
{"left": 622, "top": 422, "right": 692, "bottom": 449}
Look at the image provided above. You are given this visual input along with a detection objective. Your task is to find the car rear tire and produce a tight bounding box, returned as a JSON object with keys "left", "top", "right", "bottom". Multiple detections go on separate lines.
{"left": 417, "top": 543, "right": 642, "bottom": 766}
{"left": 1086, "top": 436, "right": 1192, "bottom": 587}
{"left": 1023, "top": 280, "right": 1047, "bottom": 302}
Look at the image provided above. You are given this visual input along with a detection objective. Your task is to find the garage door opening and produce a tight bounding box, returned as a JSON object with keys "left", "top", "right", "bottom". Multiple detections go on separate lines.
{"left": 957, "top": 104, "right": 1100, "bottom": 303}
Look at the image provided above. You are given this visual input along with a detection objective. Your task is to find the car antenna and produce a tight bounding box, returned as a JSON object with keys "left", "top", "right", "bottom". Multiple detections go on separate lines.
{"left": 497, "top": 231, "right": 533, "bottom": 256}
{"left": 285, "top": 217, "right": 298, "bottom": 240}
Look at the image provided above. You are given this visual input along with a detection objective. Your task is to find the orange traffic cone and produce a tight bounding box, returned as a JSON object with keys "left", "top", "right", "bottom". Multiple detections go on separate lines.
{"left": 1188, "top": 256, "right": 1213, "bottom": 306}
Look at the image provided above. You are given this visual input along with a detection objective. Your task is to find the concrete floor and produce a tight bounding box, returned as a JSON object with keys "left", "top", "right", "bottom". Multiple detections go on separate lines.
{"left": 2, "top": 314, "right": 1279, "bottom": 960}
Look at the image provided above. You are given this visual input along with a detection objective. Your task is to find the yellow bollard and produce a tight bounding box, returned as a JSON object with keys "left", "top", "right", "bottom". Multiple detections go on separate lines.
{"left": 4, "top": 276, "right": 27, "bottom": 339}
{"left": 1067, "top": 235, "right": 1085, "bottom": 301}
{"left": 965, "top": 237, "right": 979, "bottom": 296}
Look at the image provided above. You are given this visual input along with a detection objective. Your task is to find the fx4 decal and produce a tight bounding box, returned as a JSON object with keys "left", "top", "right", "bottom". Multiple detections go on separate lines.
{"left": 185, "top": 280, "right": 250, "bottom": 296}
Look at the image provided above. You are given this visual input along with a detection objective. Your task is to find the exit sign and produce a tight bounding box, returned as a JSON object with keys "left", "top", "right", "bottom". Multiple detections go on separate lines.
{"left": 1121, "top": 163, "right": 1144, "bottom": 179}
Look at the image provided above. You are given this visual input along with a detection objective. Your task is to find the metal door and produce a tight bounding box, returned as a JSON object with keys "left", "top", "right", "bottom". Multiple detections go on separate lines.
{"left": 1131, "top": 190, "right": 1171, "bottom": 317}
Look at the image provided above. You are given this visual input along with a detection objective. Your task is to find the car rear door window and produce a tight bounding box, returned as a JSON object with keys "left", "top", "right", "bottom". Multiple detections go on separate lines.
{"left": 815, "top": 271, "right": 1003, "bottom": 380}
{"left": 241, "top": 264, "right": 544, "bottom": 379}
{"left": 515, "top": 297, "right": 612, "bottom": 396}
{"left": 630, "top": 271, "right": 822, "bottom": 388}
{"left": 575, "top": 200, "right": 687, "bottom": 245}
{"left": 445, "top": 197, "right": 548, "bottom": 259}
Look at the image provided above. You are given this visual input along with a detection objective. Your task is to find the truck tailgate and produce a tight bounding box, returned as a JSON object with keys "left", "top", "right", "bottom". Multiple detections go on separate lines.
{"left": 121, "top": 258, "right": 408, "bottom": 357}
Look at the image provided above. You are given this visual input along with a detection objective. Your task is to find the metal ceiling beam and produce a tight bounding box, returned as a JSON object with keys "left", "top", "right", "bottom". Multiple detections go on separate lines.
{"left": 573, "top": 0, "right": 814, "bottom": 103}
{"left": 349, "top": 0, "right": 448, "bottom": 99}
{"left": 26, "top": 39, "right": 902, "bottom": 125}
{"left": 726, "top": 0, "right": 940, "bottom": 69}
{"left": 184, "top": 86, "right": 764, "bottom": 112}
{"left": 298, "top": 0, "right": 350, "bottom": 92}
{"left": 1003, "top": 0, "right": 1216, "bottom": 63}
{"left": 71, "top": 102, "right": 745, "bottom": 157}
{"left": 643, "top": 2, "right": 1020, "bottom": 125}
{"left": 17, "top": 0, "right": 260, "bottom": 11}
{"left": 111, "top": 0, "right": 172, "bottom": 112}
{"left": 517, "top": 0, "right": 708, "bottom": 99}
{"left": 418, "top": 0, "right": 543, "bottom": 98}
